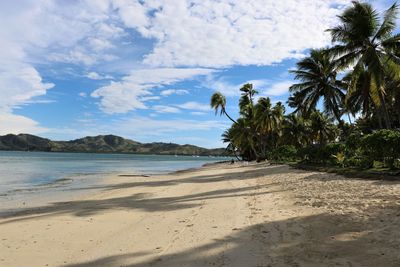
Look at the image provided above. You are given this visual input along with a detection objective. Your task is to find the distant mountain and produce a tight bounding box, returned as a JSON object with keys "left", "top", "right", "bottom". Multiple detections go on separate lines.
{"left": 0, "top": 134, "right": 227, "bottom": 156}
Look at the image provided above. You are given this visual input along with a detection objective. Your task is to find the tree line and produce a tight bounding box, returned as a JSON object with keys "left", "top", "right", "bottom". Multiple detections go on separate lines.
{"left": 211, "top": 1, "right": 400, "bottom": 169}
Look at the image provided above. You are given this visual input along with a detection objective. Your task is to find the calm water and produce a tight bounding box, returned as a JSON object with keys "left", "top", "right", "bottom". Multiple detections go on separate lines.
{"left": 0, "top": 151, "right": 224, "bottom": 198}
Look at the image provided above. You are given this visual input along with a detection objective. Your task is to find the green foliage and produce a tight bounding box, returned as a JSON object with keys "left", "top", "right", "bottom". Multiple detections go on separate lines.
{"left": 212, "top": 1, "right": 400, "bottom": 168}
{"left": 270, "top": 145, "right": 298, "bottom": 161}
{"left": 332, "top": 152, "right": 346, "bottom": 168}
{"left": 295, "top": 130, "right": 400, "bottom": 169}
{"left": 289, "top": 49, "right": 345, "bottom": 122}
{"left": 360, "top": 129, "right": 400, "bottom": 168}
{"left": 299, "top": 143, "right": 345, "bottom": 164}
{"left": 344, "top": 156, "right": 374, "bottom": 169}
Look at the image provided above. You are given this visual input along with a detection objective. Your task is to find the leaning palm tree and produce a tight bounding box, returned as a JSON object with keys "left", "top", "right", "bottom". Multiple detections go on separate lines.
{"left": 221, "top": 128, "right": 241, "bottom": 161}
{"left": 289, "top": 48, "right": 345, "bottom": 123}
{"left": 210, "top": 92, "right": 237, "bottom": 124}
{"left": 328, "top": 1, "right": 400, "bottom": 128}
{"left": 229, "top": 118, "right": 257, "bottom": 161}
{"left": 211, "top": 88, "right": 260, "bottom": 161}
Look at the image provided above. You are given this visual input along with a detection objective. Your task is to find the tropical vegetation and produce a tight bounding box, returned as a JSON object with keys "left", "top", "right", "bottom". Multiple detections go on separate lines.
{"left": 211, "top": 1, "right": 400, "bottom": 170}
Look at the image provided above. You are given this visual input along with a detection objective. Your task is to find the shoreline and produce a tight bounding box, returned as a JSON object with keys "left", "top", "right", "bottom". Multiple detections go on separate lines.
{"left": 1, "top": 162, "right": 399, "bottom": 266}
{"left": 0, "top": 156, "right": 225, "bottom": 215}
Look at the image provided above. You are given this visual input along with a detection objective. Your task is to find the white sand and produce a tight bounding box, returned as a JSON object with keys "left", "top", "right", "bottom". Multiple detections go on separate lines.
{"left": 1, "top": 163, "right": 399, "bottom": 266}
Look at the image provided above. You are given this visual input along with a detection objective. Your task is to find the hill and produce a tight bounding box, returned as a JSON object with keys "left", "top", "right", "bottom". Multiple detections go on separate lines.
{"left": 0, "top": 134, "right": 226, "bottom": 156}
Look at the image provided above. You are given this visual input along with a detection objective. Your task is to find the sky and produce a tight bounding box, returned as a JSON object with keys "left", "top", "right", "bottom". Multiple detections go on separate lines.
{"left": 0, "top": 0, "right": 394, "bottom": 148}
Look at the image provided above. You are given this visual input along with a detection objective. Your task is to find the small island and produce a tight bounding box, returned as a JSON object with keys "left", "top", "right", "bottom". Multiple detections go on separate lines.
{"left": 0, "top": 134, "right": 226, "bottom": 156}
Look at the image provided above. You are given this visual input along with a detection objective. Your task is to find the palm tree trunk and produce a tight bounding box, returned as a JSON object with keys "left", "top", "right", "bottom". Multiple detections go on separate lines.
{"left": 247, "top": 134, "right": 259, "bottom": 161}
{"left": 377, "top": 113, "right": 383, "bottom": 129}
{"left": 233, "top": 149, "right": 241, "bottom": 161}
{"left": 222, "top": 107, "right": 261, "bottom": 161}
{"left": 222, "top": 109, "right": 237, "bottom": 124}
{"left": 347, "top": 113, "right": 353, "bottom": 124}
{"left": 378, "top": 91, "right": 391, "bottom": 129}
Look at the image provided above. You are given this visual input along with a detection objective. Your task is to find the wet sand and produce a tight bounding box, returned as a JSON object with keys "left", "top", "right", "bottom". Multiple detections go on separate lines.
{"left": 0, "top": 163, "right": 399, "bottom": 266}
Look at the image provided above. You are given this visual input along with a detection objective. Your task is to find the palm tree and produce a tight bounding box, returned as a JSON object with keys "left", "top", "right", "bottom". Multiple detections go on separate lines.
{"left": 328, "top": 1, "right": 400, "bottom": 128}
{"left": 287, "top": 91, "right": 316, "bottom": 117}
{"left": 221, "top": 128, "right": 241, "bottom": 161}
{"left": 239, "top": 83, "right": 258, "bottom": 118}
{"left": 254, "top": 97, "right": 274, "bottom": 157}
{"left": 211, "top": 87, "right": 259, "bottom": 161}
{"left": 229, "top": 118, "right": 256, "bottom": 161}
{"left": 254, "top": 97, "right": 274, "bottom": 134}
{"left": 272, "top": 102, "right": 285, "bottom": 127}
{"left": 282, "top": 114, "right": 310, "bottom": 148}
{"left": 210, "top": 92, "right": 237, "bottom": 124}
{"left": 309, "top": 111, "right": 338, "bottom": 145}
{"left": 289, "top": 49, "right": 345, "bottom": 122}
{"left": 270, "top": 101, "right": 286, "bottom": 144}
{"left": 343, "top": 68, "right": 374, "bottom": 119}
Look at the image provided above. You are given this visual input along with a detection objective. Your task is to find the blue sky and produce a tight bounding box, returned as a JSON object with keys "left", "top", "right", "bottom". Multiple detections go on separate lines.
{"left": 0, "top": 0, "right": 394, "bottom": 148}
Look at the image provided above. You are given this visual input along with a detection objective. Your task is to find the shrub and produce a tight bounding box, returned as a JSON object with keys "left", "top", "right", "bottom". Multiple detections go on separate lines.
{"left": 345, "top": 132, "right": 363, "bottom": 156}
{"left": 299, "top": 143, "right": 345, "bottom": 164}
{"left": 332, "top": 152, "right": 345, "bottom": 167}
{"left": 271, "top": 145, "right": 297, "bottom": 161}
{"left": 344, "top": 156, "right": 373, "bottom": 169}
{"left": 360, "top": 129, "right": 400, "bottom": 169}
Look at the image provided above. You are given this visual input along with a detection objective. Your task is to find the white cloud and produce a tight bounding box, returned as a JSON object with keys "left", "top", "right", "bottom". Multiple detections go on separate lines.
{"left": 0, "top": 0, "right": 356, "bottom": 139}
{"left": 112, "top": 116, "right": 227, "bottom": 136}
{"left": 205, "top": 77, "right": 269, "bottom": 97}
{"left": 191, "top": 111, "right": 207, "bottom": 116}
{"left": 0, "top": 113, "right": 48, "bottom": 135}
{"left": 85, "top": 71, "right": 114, "bottom": 80}
{"left": 88, "top": 37, "right": 114, "bottom": 52}
{"left": 48, "top": 47, "right": 117, "bottom": 66}
{"left": 176, "top": 101, "right": 210, "bottom": 112}
{"left": 264, "top": 81, "right": 293, "bottom": 96}
{"left": 153, "top": 105, "right": 181, "bottom": 114}
{"left": 160, "top": 89, "right": 189, "bottom": 96}
{"left": 0, "top": 63, "right": 54, "bottom": 112}
{"left": 205, "top": 76, "right": 293, "bottom": 98}
{"left": 79, "top": 92, "right": 87, "bottom": 97}
{"left": 91, "top": 68, "right": 215, "bottom": 114}
{"left": 91, "top": 80, "right": 149, "bottom": 113}
{"left": 114, "top": 0, "right": 348, "bottom": 68}
{"left": 0, "top": 1, "right": 123, "bottom": 132}
{"left": 140, "top": 96, "right": 161, "bottom": 101}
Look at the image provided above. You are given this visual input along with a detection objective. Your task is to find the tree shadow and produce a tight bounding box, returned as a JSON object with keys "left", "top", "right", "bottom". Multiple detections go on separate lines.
{"left": 0, "top": 181, "right": 285, "bottom": 224}
{"left": 65, "top": 164, "right": 294, "bottom": 193}
{"left": 0, "top": 165, "right": 292, "bottom": 221}
{"left": 63, "top": 207, "right": 400, "bottom": 267}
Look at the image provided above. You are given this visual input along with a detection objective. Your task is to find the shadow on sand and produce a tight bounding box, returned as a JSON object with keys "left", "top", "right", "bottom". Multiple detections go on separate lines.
{"left": 63, "top": 208, "right": 400, "bottom": 267}
{"left": 2, "top": 164, "right": 399, "bottom": 266}
{"left": 0, "top": 165, "right": 290, "bottom": 223}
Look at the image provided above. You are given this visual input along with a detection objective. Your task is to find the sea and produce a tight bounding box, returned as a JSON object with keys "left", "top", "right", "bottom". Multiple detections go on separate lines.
{"left": 0, "top": 151, "right": 225, "bottom": 210}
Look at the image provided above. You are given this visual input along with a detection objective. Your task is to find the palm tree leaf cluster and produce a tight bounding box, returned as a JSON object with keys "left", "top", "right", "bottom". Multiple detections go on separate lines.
{"left": 289, "top": 1, "right": 400, "bottom": 129}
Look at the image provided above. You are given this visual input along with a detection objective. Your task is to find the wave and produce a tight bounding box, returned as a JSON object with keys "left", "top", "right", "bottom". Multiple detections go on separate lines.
{"left": 1, "top": 177, "right": 74, "bottom": 197}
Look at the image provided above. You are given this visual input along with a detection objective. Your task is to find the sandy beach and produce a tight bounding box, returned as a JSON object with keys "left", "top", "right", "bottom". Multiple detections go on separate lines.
{"left": 1, "top": 163, "right": 400, "bottom": 266}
